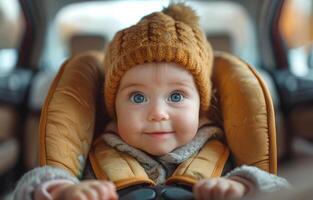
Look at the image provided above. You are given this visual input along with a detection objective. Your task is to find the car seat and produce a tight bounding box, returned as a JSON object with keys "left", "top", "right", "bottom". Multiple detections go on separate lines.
{"left": 38, "top": 50, "right": 277, "bottom": 197}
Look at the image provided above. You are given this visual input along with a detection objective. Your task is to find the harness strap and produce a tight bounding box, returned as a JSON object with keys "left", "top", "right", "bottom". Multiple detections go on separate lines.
{"left": 166, "top": 140, "right": 230, "bottom": 186}
{"left": 89, "top": 138, "right": 229, "bottom": 189}
{"left": 89, "top": 138, "right": 155, "bottom": 190}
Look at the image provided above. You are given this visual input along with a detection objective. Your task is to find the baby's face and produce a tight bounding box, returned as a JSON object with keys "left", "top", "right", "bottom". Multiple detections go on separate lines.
{"left": 115, "top": 62, "right": 200, "bottom": 156}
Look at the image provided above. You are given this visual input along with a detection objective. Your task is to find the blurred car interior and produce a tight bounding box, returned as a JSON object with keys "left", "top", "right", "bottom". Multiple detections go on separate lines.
{"left": 0, "top": 0, "right": 312, "bottom": 198}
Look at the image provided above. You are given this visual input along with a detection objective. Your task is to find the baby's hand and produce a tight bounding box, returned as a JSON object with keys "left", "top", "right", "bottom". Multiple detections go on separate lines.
{"left": 193, "top": 177, "right": 249, "bottom": 200}
{"left": 54, "top": 180, "right": 118, "bottom": 200}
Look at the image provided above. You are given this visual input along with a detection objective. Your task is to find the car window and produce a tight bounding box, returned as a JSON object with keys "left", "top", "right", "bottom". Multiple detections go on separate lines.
{"left": 280, "top": 0, "right": 313, "bottom": 76}
{"left": 0, "top": 0, "right": 24, "bottom": 73}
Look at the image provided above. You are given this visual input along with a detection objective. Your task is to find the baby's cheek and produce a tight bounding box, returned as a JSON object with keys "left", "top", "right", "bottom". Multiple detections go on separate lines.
{"left": 116, "top": 103, "right": 140, "bottom": 132}
{"left": 175, "top": 114, "right": 199, "bottom": 140}
{"left": 117, "top": 116, "right": 142, "bottom": 137}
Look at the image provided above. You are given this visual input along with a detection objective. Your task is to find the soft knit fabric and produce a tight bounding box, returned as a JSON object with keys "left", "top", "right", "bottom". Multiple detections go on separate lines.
{"left": 104, "top": 3, "right": 213, "bottom": 117}
{"left": 34, "top": 180, "right": 74, "bottom": 200}
{"left": 225, "top": 165, "right": 290, "bottom": 194}
{"left": 12, "top": 166, "right": 79, "bottom": 200}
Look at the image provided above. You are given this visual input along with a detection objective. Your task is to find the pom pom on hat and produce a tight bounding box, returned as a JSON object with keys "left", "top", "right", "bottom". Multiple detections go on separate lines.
{"left": 162, "top": 3, "right": 199, "bottom": 28}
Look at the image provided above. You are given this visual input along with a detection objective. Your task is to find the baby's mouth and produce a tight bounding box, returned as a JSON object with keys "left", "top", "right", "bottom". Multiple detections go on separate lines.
{"left": 144, "top": 131, "right": 174, "bottom": 139}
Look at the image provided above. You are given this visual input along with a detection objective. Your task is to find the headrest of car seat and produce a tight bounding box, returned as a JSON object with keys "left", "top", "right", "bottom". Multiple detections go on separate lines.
{"left": 39, "top": 51, "right": 277, "bottom": 178}
{"left": 213, "top": 52, "right": 276, "bottom": 174}
{"left": 39, "top": 52, "right": 105, "bottom": 177}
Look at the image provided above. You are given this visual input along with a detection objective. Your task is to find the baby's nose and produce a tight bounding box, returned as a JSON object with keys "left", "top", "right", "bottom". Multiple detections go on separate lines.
{"left": 147, "top": 103, "right": 169, "bottom": 122}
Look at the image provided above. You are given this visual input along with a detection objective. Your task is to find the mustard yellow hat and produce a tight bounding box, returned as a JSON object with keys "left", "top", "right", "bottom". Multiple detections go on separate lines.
{"left": 104, "top": 3, "right": 213, "bottom": 117}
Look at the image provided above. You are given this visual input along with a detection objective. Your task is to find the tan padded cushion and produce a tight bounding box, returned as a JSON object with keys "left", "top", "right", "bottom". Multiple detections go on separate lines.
{"left": 39, "top": 52, "right": 103, "bottom": 177}
{"left": 89, "top": 137, "right": 155, "bottom": 190}
{"left": 166, "top": 139, "right": 229, "bottom": 186}
{"left": 39, "top": 51, "right": 277, "bottom": 177}
{"left": 213, "top": 52, "right": 277, "bottom": 174}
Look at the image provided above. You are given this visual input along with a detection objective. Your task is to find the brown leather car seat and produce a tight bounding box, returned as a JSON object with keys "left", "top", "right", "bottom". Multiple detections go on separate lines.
{"left": 38, "top": 51, "right": 277, "bottom": 180}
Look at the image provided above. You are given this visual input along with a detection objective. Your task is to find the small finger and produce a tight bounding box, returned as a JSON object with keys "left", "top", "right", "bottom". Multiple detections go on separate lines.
{"left": 90, "top": 183, "right": 109, "bottom": 200}
{"left": 225, "top": 184, "right": 245, "bottom": 200}
{"left": 212, "top": 179, "right": 230, "bottom": 200}
{"left": 194, "top": 180, "right": 207, "bottom": 200}
{"left": 199, "top": 179, "right": 218, "bottom": 200}
{"left": 101, "top": 181, "right": 118, "bottom": 200}
{"left": 82, "top": 187, "right": 98, "bottom": 200}
{"left": 71, "top": 191, "right": 87, "bottom": 200}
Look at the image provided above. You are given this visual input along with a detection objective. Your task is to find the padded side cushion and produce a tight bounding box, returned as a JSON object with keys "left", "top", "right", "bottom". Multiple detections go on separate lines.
{"left": 39, "top": 52, "right": 103, "bottom": 177}
{"left": 213, "top": 52, "right": 277, "bottom": 174}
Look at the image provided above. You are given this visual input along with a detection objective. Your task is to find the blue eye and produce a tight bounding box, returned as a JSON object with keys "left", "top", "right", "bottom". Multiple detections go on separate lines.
{"left": 131, "top": 93, "right": 146, "bottom": 103}
{"left": 169, "top": 92, "right": 183, "bottom": 102}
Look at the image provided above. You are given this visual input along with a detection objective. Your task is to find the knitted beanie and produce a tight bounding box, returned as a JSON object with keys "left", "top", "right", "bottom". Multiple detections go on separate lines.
{"left": 104, "top": 3, "right": 213, "bottom": 118}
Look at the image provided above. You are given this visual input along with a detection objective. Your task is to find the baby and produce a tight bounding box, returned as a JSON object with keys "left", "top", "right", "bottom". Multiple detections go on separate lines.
{"left": 13, "top": 3, "right": 288, "bottom": 200}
